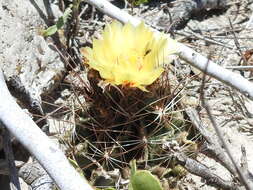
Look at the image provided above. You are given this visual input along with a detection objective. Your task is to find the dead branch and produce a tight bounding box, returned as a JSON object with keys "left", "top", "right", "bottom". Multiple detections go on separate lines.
{"left": 163, "top": 0, "right": 227, "bottom": 29}
{"left": 0, "top": 70, "right": 93, "bottom": 190}
{"left": 1, "top": 127, "right": 21, "bottom": 190}
{"left": 175, "top": 153, "right": 240, "bottom": 190}
{"left": 200, "top": 68, "right": 253, "bottom": 189}
{"left": 185, "top": 108, "right": 237, "bottom": 175}
{"left": 185, "top": 107, "right": 253, "bottom": 189}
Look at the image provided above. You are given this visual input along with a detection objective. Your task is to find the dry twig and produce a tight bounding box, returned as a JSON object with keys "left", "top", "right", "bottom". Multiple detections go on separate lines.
{"left": 1, "top": 128, "right": 21, "bottom": 190}
{"left": 0, "top": 70, "right": 93, "bottom": 190}
{"left": 199, "top": 62, "right": 253, "bottom": 190}
{"left": 175, "top": 153, "right": 239, "bottom": 190}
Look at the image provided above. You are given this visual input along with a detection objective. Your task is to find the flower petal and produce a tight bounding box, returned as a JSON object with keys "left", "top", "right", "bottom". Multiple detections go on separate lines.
{"left": 82, "top": 20, "right": 178, "bottom": 91}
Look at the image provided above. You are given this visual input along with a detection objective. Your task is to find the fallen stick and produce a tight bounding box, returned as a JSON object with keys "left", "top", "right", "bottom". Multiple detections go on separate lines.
{"left": 0, "top": 70, "right": 93, "bottom": 190}
{"left": 2, "top": 128, "right": 21, "bottom": 190}
{"left": 175, "top": 153, "right": 239, "bottom": 190}
{"left": 85, "top": 0, "right": 253, "bottom": 100}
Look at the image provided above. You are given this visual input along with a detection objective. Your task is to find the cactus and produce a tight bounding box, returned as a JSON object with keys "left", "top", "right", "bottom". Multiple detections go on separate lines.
{"left": 129, "top": 160, "right": 163, "bottom": 190}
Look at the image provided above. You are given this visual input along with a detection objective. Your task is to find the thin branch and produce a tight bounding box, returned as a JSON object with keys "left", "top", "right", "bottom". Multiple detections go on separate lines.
{"left": 185, "top": 108, "right": 237, "bottom": 176}
{"left": 0, "top": 70, "right": 93, "bottom": 190}
{"left": 1, "top": 127, "right": 21, "bottom": 190}
{"left": 178, "top": 44, "right": 253, "bottom": 100}
{"left": 200, "top": 63, "right": 253, "bottom": 190}
{"left": 85, "top": 0, "right": 141, "bottom": 26}
{"left": 85, "top": 0, "right": 253, "bottom": 100}
{"left": 175, "top": 153, "right": 240, "bottom": 190}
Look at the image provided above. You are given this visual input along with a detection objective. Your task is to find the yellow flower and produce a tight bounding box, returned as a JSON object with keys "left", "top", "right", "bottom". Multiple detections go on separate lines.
{"left": 81, "top": 21, "right": 178, "bottom": 91}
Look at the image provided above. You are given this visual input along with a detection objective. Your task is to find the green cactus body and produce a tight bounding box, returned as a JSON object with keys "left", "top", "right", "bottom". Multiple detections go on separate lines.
{"left": 128, "top": 156, "right": 164, "bottom": 190}
{"left": 130, "top": 170, "right": 163, "bottom": 190}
